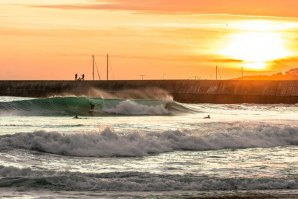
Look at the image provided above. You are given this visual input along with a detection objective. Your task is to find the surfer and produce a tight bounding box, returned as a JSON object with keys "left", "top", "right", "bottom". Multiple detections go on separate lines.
{"left": 73, "top": 114, "right": 79, "bottom": 119}
{"left": 204, "top": 115, "right": 211, "bottom": 119}
{"left": 165, "top": 103, "right": 170, "bottom": 110}
{"left": 89, "top": 103, "right": 95, "bottom": 113}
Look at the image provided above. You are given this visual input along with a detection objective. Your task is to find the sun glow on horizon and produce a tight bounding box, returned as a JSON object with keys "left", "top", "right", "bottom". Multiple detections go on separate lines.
{"left": 1, "top": 2, "right": 298, "bottom": 79}
{"left": 220, "top": 21, "right": 292, "bottom": 70}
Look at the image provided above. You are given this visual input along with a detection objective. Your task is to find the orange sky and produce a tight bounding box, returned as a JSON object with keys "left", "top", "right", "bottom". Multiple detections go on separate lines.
{"left": 1, "top": 0, "right": 298, "bottom": 80}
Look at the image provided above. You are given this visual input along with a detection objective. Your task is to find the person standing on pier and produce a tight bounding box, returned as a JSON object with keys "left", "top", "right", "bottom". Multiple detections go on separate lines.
{"left": 82, "top": 74, "right": 85, "bottom": 81}
{"left": 75, "top": 73, "right": 78, "bottom": 80}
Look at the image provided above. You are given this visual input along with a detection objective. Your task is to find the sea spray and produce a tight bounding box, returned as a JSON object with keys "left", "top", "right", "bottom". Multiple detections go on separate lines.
{"left": 103, "top": 100, "right": 169, "bottom": 115}
{"left": 58, "top": 87, "right": 173, "bottom": 101}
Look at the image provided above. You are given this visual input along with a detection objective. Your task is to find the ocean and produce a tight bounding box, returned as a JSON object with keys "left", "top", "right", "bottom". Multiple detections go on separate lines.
{"left": 0, "top": 96, "right": 297, "bottom": 198}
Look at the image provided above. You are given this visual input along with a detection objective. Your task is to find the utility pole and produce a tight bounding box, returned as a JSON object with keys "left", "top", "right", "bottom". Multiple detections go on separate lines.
{"left": 92, "top": 55, "right": 95, "bottom": 81}
{"left": 107, "top": 54, "right": 109, "bottom": 81}
{"left": 216, "top": 65, "right": 218, "bottom": 80}
{"left": 140, "top": 74, "right": 146, "bottom": 80}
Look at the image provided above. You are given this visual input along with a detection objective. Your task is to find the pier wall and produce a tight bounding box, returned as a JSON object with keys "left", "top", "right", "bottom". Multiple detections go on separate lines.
{"left": 0, "top": 80, "right": 297, "bottom": 104}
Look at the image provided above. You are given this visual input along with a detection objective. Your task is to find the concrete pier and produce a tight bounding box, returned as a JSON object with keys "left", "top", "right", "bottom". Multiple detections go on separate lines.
{"left": 0, "top": 80, "right": 297, "bottom": 104}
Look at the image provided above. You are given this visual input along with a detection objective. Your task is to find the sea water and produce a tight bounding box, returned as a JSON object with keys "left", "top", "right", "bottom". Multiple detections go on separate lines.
{"left": 0, "top": 96, "right": 297, "bottom": 198}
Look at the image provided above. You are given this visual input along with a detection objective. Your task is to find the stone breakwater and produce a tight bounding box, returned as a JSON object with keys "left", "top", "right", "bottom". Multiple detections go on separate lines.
{"left": 0, "top": 80, "right": 297, "bottom": 104}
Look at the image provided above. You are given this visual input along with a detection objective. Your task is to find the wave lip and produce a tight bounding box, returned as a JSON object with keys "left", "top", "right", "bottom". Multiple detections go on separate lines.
{"left": 102, "top": 99, "right": 169, "bottom": 115}
{"left": 0, "top": 123, "right": 297, "bottom": 157}
{"left": 0, "top": 165, "right": 297, "bottom": 192}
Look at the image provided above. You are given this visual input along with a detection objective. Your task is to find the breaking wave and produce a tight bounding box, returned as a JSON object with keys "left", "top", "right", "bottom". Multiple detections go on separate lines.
{"left": 0, "top": 165, "right": 297, "bottom": 192}
{"left": 0, "top": 96, "right": 187, "bottom": 116}
{"left": 0, "top": 123, "right": 297, "bottom": 157}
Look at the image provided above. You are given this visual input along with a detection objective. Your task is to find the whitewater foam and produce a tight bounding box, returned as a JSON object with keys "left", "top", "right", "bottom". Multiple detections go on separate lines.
{"left": 0, "top": 123, "right": 297, "bottom": 157}
{"left": 0, "top": 165, "right": 297, "bottom": 192}
{"left": 103, "top": 100, "right": 169, "bottom": 115}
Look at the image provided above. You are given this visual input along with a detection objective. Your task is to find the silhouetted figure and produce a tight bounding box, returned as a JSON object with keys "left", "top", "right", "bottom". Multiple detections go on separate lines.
{"left": 204, "top": 115, "right": 211, "bottom": 119}
{"left": 73, "top": 114, "right": 79, "bottom": 119}
{"left": 75, "top": 73, "right": 78, "bottom": 80}
{"left": 82, "top": 74, "right": 85, "bottom": 81}
{"left": 165, "top": 103, "right": 170, "bottom": 110}
{"left": 89, "top": 103, "right": 95, "bottom": 113}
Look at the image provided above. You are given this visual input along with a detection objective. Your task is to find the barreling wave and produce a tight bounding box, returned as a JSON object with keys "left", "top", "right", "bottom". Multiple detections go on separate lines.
{"left": 0, "top": 123, "right": 297, "bottom": 157}
{"left": 0, "top": 96, "right": 190, "bottom": 116}
{"left": 0, "top": 165, "right": 297, "bottom": 192}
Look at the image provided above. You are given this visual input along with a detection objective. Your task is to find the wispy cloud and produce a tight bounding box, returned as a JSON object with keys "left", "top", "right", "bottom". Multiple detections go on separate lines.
{"left": 269, "top": 56, "right": 298, "bottom": 72}
{"left": 271, "top": 56, "right": 298, "bottom": 65}
{"left": 30, "top": 0, "right": 298, "bottom": 18}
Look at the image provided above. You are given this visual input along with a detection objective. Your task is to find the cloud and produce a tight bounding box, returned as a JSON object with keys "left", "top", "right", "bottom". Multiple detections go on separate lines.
{"left": 31, "top": 0, "right": 298, "bottom": 18}
{"left": 211, "top": 58, "right": 243, "bottom": 63}
{"left": 268, "top": 56, "right": 298, "bottom": 71}
{"left": 271, "top": 57, "right": 298, "bottom": 65}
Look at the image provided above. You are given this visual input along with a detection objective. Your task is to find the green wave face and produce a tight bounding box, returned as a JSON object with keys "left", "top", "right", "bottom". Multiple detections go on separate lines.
{"left": 0, "top": 97, "right": 175, "bottom": 116}
{"left": 0, "top": 97, "right": 95, "bottom": 116}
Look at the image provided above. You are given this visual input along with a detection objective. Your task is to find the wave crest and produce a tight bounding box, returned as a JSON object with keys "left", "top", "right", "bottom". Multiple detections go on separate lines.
{"left": 103, "top": 100, "right": 169, "bottom": 115}
{"left": 0, "top": 123, "right": 298, "bottom": 157}
{"left": 0, "top": 165, "right": 297, "bottom": 192}
{"left": 0, "top": 97, "right": 178, "bottom": 116}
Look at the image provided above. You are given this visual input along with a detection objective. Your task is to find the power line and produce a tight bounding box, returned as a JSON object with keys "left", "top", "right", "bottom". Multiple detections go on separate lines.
{"left": 94, "top": 59, "right": 101, "bottom": 80}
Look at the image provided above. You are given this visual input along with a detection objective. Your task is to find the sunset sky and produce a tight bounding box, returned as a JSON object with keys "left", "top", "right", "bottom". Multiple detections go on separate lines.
{"left": 1, "top": 0, "right": 298, "bottom": 80}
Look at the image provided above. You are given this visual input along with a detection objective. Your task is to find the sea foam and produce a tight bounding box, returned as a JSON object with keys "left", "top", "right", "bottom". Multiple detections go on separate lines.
{"left": 0, "top": 165, "right": 297, "bottom": 191}
{"left": 0, "top": 123, "right": 297, "bottom": 157}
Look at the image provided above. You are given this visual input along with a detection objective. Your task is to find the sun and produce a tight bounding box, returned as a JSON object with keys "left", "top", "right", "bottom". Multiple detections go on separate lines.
{"left": 220, "top": 21, "right": 292, "bottom": 70}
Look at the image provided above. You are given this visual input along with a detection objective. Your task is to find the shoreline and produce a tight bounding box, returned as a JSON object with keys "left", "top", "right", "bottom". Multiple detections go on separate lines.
{"left": 1, "top": 190, "right": 298, "bottom": 199}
